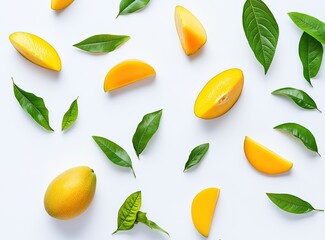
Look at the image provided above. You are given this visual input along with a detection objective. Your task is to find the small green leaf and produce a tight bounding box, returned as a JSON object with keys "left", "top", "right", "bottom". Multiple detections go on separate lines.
{"left": 61, "top": 97, "right": 78, "bottom": 131}
{"left": 12, "top": 79, "right": 53, "bottom": 131}
{"left": 288, "top": 12, "right": 325, "bottom": 44}
{"left": 274, "top": 122, "right": 320, "bottom": 156}
{"left": 242, "top": 0, "right": 279, "bottom": 74}
{"left": 266, "top": 193, "right": 323, "bottom": 214}
{"left": 113, "top": 191, "right": 142, "bottom": 234}
{"left": 92, "top": 136, "right": 136, "bottom": 177}
{"left": 299, "top": 32, "right": 323, "bottom": 85}
{"left": 73, "top": 34, "right": 130, "bottom": 53}
{"left": 136, "top": 211, "right": 169, "bottom": 236}
{"left": 272, "top": 87, "right": 321, "bottom": 112}
{"left": 117, "top": 0, "right": 150, "bottom": 18}
{"left": 132, "top": 109, "right": 162, "bottom": 158}
{"left": 184, "top": 143, "right": 209, "bottom": 172}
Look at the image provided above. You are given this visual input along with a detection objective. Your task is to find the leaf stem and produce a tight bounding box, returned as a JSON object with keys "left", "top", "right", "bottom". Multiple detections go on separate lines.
{"left": 314, "top": 208, "right": 324, "bottom": 212}
{"left": 316, "top": 108, "right": 322, "bottom": 113}
{"left": 131, "top": 166, "right": 137, "bottom": 178}
{"left": 316, "top": 152, "right": 322, "bottom": 157}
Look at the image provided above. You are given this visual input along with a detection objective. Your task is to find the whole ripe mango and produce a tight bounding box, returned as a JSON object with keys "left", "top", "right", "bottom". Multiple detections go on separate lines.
{"left": 44, "top": 166, "right": 96, "bottom": 220}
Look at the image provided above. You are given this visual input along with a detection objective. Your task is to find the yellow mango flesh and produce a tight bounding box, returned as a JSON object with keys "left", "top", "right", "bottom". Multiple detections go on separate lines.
{"left": 191, "top": 188, "right": 220, "bottom": 238}
{"left": 51, "top": 0, "right": 74, "bottom": 10}
{"left": 194, "top": 68, "right": 244, "bottom": 119}
{"left": 175, "top": 5, "right": 207, "bottom": 55}
{"left": 9, "top": 32, "right": 61, "bottom": 71}
{"left": 44, "top": 166, "right": 96, "bottom": 220}
{"left": 104, "top": 59, "right": 156, "bottom": 91}
{"left": 244, "top": 136, "right": 293, "bottom": 175}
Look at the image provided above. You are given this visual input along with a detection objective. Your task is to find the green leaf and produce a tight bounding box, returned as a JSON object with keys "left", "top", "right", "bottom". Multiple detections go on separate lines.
{"left": 12, "top": 79, "right": 53, "bottom": 131}
{"left": 132, "top": 109, "right": 162, "bottom": 158}
{"left": 272, "top": 87, "right": 321, "bottom": 112}
{"left": 266, "top": 193, "right": 323, "bottom": 214}
{"left": 61, "top": 97, "right": 79, "bottom": 131}
{"left": 288, "top": 12, "right": 325, "bottom": 44}
{"left": 117, "top": 0, "right": 150, "bottom": 18}
{"left": 136, "top": 211, "right": 169, "bottom": 236}
{"left": 274, "top": 122, "right": 320, "bottom": 156}
{"left": 92, "top": 136, "right": 136, "bottom": 177}
{"left": 242, "top": 0, "right": 279, "bottom": 74}
{"left": 113, "top": 191, "right": 142, "bottom": 234}
{"left": 299, "top": 32, "right": 323, "bottom": 85}
{"left": 184, "top": 143, "right": 209, "bottom": 172}
{"left": 73, "top": 34, "right": 130, "bottom": 53}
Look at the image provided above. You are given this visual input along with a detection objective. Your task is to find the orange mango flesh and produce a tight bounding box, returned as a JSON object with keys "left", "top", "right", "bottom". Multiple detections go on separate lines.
{"left": 9, "top": 32, "right": 61, "bottom": 71}
{"left": 191, "top": 188, "right": 220, "bottom": 238}
{"left": 51, "top": 0, "right": 74, "bottom": 10}
{"left": 104, "top": 59, "right": 156, "bottom": 91}
{"left": 244, "top": 136, "right": 293, "bottom": 175}
{"left": 194, "top": 68, "right": 244, "bottom": 119}
{"left": 175, "top": 5, "right": 207, "bottom": 55}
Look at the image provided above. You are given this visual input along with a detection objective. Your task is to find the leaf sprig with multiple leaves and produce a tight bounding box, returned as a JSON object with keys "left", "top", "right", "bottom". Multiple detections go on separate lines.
{"left": 113, "top": 191, "right": 169, "bottom": 236}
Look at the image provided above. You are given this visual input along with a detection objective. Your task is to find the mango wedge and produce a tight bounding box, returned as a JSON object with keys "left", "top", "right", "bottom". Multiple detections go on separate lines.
{"left": 194, "top": 68, "right": 244, "bottom": 119}
{"left": 192, "top": 188, "right": 220, "bottom": 238}
{"left": 51, "top": 0, "right": 74, "bottom": 10}
{"left": 104, "top": 59, "right": 155, "bottom": 91}
{"left": 9, "top": 32, "right": 61, "bottom": 71}
{"left": 244, "top": 136, "right": 293, "bottom": 175}
{"left": 175, "top": 5, "right": 207, "bottom": 55}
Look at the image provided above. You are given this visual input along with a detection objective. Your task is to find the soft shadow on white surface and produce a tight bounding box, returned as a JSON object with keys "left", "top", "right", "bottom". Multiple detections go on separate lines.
{"left": 50, "top": 197, "right": 97, "bottom": 236}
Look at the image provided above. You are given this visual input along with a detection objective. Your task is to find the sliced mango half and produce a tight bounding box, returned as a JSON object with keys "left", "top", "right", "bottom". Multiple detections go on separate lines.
{"left": 104, "top": 59, "right": 155, "bottom": 91}
{"left": 51, "top": 0, "right": 74, "bottom": 10}
{"left": 9, "top": 32, "right": 62, "bottom": 71}
{"left": 194, "top": 68, "right": 244, "bottom": 119}
{"left": 244, "top": 136, "right": 293, "bottom": 175}
{"left": 191, "top": 188, "right": 220, "bottom": 237}
{"left": 175, "top": 5, "right": 207, "bottom": 55}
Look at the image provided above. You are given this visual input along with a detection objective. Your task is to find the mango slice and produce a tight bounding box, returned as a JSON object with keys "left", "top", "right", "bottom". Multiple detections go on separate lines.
{"left": 175, "top": 5, "right": 207, "bottom": 55}
{"left": 9, "top": 32, "right": 61, "bottom": 71}
{"left": 191, "top": 188, "right": 220, "bottom": 238}
{"left": 194, "top": 68, "right": 244, "bottom": 119}
{"left": 51, "top": 0, "right": 74, "bottom": 10}
{"left": 244, "top": 136, "right": 293, "bottom": 175}
{"left": 104, "top": 59, "right": 155, "bottom": 91}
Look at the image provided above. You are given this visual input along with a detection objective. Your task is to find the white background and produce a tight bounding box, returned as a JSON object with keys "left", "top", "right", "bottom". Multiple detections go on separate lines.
{"left": 0, "top": 0, "right": 325, "bottom": 239}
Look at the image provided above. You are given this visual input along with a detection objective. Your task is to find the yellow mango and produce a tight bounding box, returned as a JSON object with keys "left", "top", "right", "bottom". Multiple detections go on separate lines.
{"left": 192, "top": 188, "right": 220, "bottom": 237}
{"left": 244, "top": 136, "right": 293, "bottom": 175}
{"left": 44, "top": 166, "right": 96, "bottom": 220}
{"left": 104, "top": 59, "right": 155, "bottom": 91}
{"left": 51, "top": 0, "right": 74, "bottom": 10}
{"left": 9, "top": 32, "right": 61, "bottom": 71}
{"left": 194, "top": 68, "right": 244, "bottom": 119}
{"left": 175, "top": 5, "right": 207, "bottom": 55}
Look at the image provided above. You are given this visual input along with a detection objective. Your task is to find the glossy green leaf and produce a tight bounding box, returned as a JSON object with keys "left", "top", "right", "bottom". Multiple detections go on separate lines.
{"left": 184, "top": 143, "right": 209, "bottom": 172}
{"left": 266, "top": 193, "right": 323, "bottom": 214}
{"left": 73, "top": 34, "right": 130, "bottom": 53}
{"left": 288, "top": 12, "right": 325, "bottom": 44}
{"left": 132, "top": 109, "right": 162, "bottom": 158}
{"left": 113, "top": 191, "right": 142, "bottom": 234}
{"left": 61, "top": 97, "right": 78, "bottom": 131}
{"left": 274, "top": 122, "right": 320, "bottom": 156}
{"left": 92, "top": 136, "right": 136, "bottom": 177}
{"left": 272, "top": 87, "right": 321, "bottom": 112}
{"left": 136, "top": 211, "right": 169, "bottom": 236}
{"left": 242, "top": 0, "right": 279, "bottom": 74}
{"left": 117, "top": 0, "right": 150, "bottom": 18}
{"left": 299, "top": 32, "right": 323, "bottom": 85}
{"left": 12, "top": 79, "right": 53, "bottom": 131}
